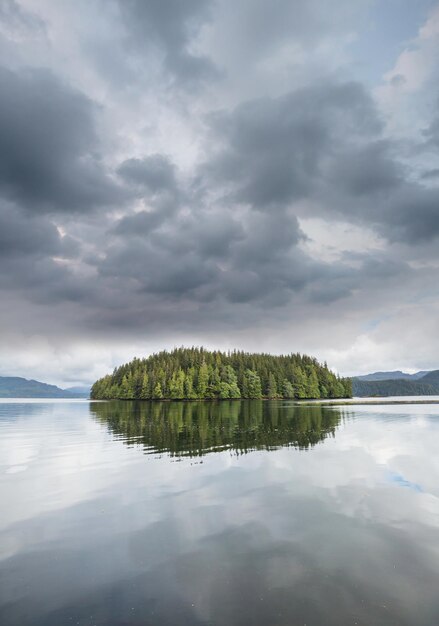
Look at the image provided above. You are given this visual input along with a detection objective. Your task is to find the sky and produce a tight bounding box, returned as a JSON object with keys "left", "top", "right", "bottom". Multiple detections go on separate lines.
{"left": 1, "top": 0, "right": 439, "bottom": 387}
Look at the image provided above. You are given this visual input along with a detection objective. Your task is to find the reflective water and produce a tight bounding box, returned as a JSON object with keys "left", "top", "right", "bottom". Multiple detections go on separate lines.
{"left": 0, "top": 399, "right": 438, "bottom": 625}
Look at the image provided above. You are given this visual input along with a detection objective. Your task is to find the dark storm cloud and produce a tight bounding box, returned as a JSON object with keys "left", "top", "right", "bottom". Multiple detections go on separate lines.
{"left": 382, "top": 185, "right": 439, "bottom": 243}
{"left": 328, "top": 141, "right": 403, "bottom": 197}
{"left": 0, "top": 201, "right": 60, "bottom": 258}
{"left": 202, "top": 79, "right": 439, "bottom": 246}
{"left": 0, "top": 66, "right": 125, "bottom": 213}
{"left": 0, "top": 200, "right": 89, "bottom": 306}
{"left": 113, "top": 0, "right": 217, "bottom": 85}
{"left": 85, "top": 77, "right": 436, "bottom": 318}
{"left": 203, "top": 82, "right": 381, "bottom": 210}
{"left": 98, "top": 198, "right": 359, "bottom": 311}
{"left": 0, "top": 200, "right": 80, "bottom": 263}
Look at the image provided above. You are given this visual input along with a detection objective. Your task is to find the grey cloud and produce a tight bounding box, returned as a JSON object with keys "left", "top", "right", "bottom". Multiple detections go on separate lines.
{"left": 97, "top": 201, "right": 356, "bottom": 310}
{"left": 117, "top": 155, "right": 178, "bottom": 193}
{"left": 114, "top": 0, "right": 217, "bottom": 85}
{"left": 0, "top": 200, "right": 78, "bottom": 259}
{"left": 383, "top": 186, "right": 439, "bottom": 244}
{"left": 423, "top": 111, "right": 439, "bottom": 148}
{"left": 180, "top": 212, "right": 245, "bottom": 258}
{"left": 204, "top": 82, "right": 381, "bottom": 210}
{"left": 420, "top": 169, "right": 439, "bottom": 180}
{"left": 0, "top": 201, "right": 59, "bottom": 257}
{"left": 0, "top": 0, "right": 45, "bottom": 37}
{"left": 98, "top": 238, "right": 218, "bottom": 297}
{"left": 0, "top": 199, "right": 87, "bottom": 310}
{"left": 0, "top": 66, "right": 125, "bottom": 213}
{"left": 204, "top": 0, "right": 370, "bottom": 98}
{"left": 113, "top": 210, "right": 165, "bottom": 237}
{"left": 328, "top": 141, "right": 403, "bottom": 197}
{"left": 215, "top": 0, "right": 367, "bottom": 50}
{"left": 113, "top": 155, "right": 186, "bottom": 237}
{"left": 202, "top": 79, "right": 439, "bottom": 248}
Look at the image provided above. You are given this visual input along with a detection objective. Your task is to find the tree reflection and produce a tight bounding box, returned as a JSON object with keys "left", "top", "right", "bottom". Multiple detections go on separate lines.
{"left": 91, "top": 400, "right": 347, "bottom": 458}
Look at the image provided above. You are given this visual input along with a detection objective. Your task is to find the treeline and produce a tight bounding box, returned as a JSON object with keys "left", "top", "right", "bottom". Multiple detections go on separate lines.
{"left": 91, "top": 347, "right": 351, "bottom": 400}
{"left": 352, "top": 377, "right": 439, "bottom": 397}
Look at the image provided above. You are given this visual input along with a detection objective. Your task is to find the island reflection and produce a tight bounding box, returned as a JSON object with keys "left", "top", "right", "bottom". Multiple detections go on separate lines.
{"left": 91, "top": 400, "right": 348, "bottom": 457}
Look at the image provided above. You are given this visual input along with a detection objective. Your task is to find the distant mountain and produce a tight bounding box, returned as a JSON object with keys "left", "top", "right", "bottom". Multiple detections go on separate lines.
{"left": 64, "top": 386, "right": 90, "bottom": 398}
{"left": 418, "top": 370, "right": 439, "bottom": 385}
{"left": 355, "top": 370, "right": 430, "bottom": 381}
{"left": 352, "top": 370, "right": 439, "bottom": 397}
{"left": 0, "top": 377, "right": 89, "bottom": 398}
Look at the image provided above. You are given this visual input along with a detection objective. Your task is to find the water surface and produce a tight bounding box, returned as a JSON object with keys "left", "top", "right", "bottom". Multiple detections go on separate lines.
{"left": 1, "top": 399, "right": 438, "bottom": 625}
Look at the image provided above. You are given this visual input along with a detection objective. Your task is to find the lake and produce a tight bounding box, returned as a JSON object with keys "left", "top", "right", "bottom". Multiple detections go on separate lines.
{"left": 1, "top": 399, "right": 438, "bottom": 625}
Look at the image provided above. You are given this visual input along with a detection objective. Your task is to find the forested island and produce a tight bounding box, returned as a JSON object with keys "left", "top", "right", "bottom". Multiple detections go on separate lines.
{"left": 91, "top": 347, "right": 352, "bottom": 400}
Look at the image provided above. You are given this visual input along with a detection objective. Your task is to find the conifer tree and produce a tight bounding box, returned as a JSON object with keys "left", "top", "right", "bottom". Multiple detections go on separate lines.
{"left": 90, "top": 347, "right": 352, "bottom": 401}
{"left": 267, "top": 372, "right": 278, "bottom": 398}
{"left": 243, "top": 369, "right": 262, "bottom": 398}
{"left": 197, "top": 362, "right": 209, "bottom": 398}
{"left": 282, "top": 379, "right": 295, "bottom": 398}
{"left": 153, "top": 381, "right": 163, "bottom": 399}
{"left": 140, "top": 373, "right": 149, "bottom": 399}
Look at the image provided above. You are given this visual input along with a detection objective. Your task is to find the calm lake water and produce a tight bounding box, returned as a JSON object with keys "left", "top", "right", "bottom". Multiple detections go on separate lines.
{"left": 1, "top": 399, "right": 439, "bottom": 626}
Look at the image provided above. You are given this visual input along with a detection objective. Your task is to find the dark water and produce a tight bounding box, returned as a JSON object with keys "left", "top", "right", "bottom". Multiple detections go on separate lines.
{"left": 1, "top": 400, "right": 439, "bottom": 626}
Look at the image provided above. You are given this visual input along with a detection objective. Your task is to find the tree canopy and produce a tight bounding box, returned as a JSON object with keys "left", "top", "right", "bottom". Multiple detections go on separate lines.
{"left": 91, "top": 347, "right": 351, "bottom": 400}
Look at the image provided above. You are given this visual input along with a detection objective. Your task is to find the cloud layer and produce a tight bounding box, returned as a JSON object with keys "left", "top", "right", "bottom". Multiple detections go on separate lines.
{"left": 0, "top": 0, "right": 439, "bottom": 384}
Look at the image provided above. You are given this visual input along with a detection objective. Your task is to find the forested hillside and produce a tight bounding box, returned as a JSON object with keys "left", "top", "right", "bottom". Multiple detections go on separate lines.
{"left": 352, "top": 375, "right": 439, "bottom": 397}
{"left": 91, "top": 347, "right": 351, "bottom": 400}
{"left": 355, "top": 370, "right": 430, "bottom": 382}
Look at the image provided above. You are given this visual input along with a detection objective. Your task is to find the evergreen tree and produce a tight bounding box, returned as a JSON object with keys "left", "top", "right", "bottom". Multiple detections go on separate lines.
{"left": 292, "top": 366, "right": 307, "bottom": 399}
{"left": 267, "top": 372, "right": 278, "bottom": 398}
{"left": 243, "top": 369, "right": 262, "bottom": 398}
{"left": 221, "top": 365, "right": 241, "bottom": 398}
{"left": 184, "top": 368, "right": 197, "bottom": 399}
{"left": 282, "top": 379, "right": 295, "bottom": 398}
{"left": 197, "top": 361, "right": 209, "bottom": 398}
{"left": 306, "top": 369, "right": 320, "bottom": 399}
{"left": 140, "top": 373, "right": 149, "bottom": 399}
{"left": 90, "top": 347, "right": 352, "bottom": 401}
{"left": 169, "top": 369, "right": 185, "bottom": 399}
{"left": 153, "top": 382, "right": 163, "bottom": 399}
{"left": 120, "top": 374, "right": 132, "bottom": 399}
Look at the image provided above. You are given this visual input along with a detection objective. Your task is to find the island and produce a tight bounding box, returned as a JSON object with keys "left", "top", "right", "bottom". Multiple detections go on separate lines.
{"left": 91, "top": 347, "right": 352, "bottom": 400}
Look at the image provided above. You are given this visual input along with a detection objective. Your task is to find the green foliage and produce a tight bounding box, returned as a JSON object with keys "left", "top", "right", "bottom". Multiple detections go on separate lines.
{"left": 90, "top": 347, "right": 351, "bottom": 401}
{"left": 197, "top": 361, "right": 209, "bottom": 398}
{"left": 282, "top": 379, "right": 295, "bottom": 398}
{"left": 267, "top": 372, "right": 278, "bottom": 398}
{"left": 242, "top": 369, "right": 262, "bottom": 398}
{"left": 352, "top": 377, "right": 438, "bottom": 397}
{"left": 153, "top": 382, "right": 163, "bottom": 399}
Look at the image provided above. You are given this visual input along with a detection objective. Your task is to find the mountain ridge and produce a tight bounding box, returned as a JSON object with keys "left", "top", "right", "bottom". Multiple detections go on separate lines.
{"left": 352, "top": 369, "right": 439, "bottom": 397}
{"left": 354, "top": 370, "right": 430, "bottom": 381}
{"left": 0, "top": 376, "right": 90, "bottom": 398}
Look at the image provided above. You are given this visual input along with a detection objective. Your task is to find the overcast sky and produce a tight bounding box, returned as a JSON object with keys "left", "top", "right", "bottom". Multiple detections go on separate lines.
{"left": 1, "top": 0, "right": 439, "bottom": 386}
